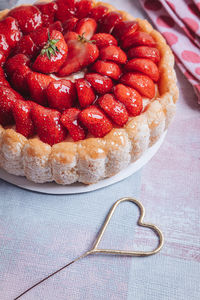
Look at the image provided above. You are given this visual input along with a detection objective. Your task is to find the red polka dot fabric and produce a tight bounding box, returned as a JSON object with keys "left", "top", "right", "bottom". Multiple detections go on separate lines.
{"left": 140, "top": 0, "right": 200, "bottom": 103}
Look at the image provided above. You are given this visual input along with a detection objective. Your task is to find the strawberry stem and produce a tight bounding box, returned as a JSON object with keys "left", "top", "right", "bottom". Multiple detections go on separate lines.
{"left": 41, "top": 31, "right": 60, "bottom": 59}
{"left": 78, "top": 33, "right": 95, "bottom": 44}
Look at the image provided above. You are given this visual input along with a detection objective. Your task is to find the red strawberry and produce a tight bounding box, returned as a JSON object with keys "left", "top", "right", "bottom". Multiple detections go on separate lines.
{"left": 46, "top": 79, "right": 76, "bottom": 111}
{"left": 0, "top": 34, "right": 10, "bottom": 58}
{"left": 89, "top": 5, "right": 108, "bottom": 22}
{"left": 31, "top": 103, "right": 67, "bottom": 145}
{"left": 98, "top": 12, "right": 122, "bottom": 34}
{"left": 49, "top": 21, "right": 63, "bottom": 33}
{"left": 85, "top": 73, "right": 113, "bottom": 94}
{"left": 61, "top": 108, "right": 86, "bottom": 141}
{"left": 0, "top": 85, "right": 24, "bottom": 126}
{"left": 13, "top": 35, "right": 38, "bottom": 58}
{"left": 98, "top": 94, "right": 128, "bottom": 126}
{"left": 121, "top": 31, "right": 156, "bottom": 49}
{"left": 5, "top": 54, "right": 30, "bottom": 77}
{"left": 79, "top": 105, "right": 112, "bottom": 137}
{"left": 12, "top": 100, "right": 35, "bottom": 138}
{"left": 75, "top": 78, "right": 95, "bottom": 108}
{"left": 63, "top": 17, "right": 78, "bottom": 33}
{"left": 57, "top": 32, "right": 99, "bottom": 76}
{"left": 0, "top": 52, "right": 6, "bottom": 66}
{"left": 27, "top": 72, "right": 53, "bottom": 106}
{"left": 0, "top": 17, "right": 21, "bottom": 49}
{"left": 0, "top": 67, "right": 10, "bottom": 87}
{"left": 10, "top": 65, "right": 31, "bottom": 95}
{"left": 30, "top": 27, "right": 49, "bottom": 49}
{"left": 35, "top": 1, "right": 58, "bottom": 27}
{"left": 120, "top": 72, "right": 155, "bottom": 99}
{"left": 91, "top": 33, "right": 118, "bottom": 49}
{"left": 33, "top": 30, "right": 68, "bottom": 74}
{"left": 113, "top": 84, "right": 143, "bottom": 116}
{"left": 76, "top": 18, "right": 97, "bottom": 40}
{"left": 8, "top": 6, "right": 42, "bottom": 34}
{"left": 91, "top": 60, "right": 122, "bottom": 80}
{"left": 112, "top": 21, "right": 138, "bottom": 40}
{"left": 125, "top": 58, "right": 159, "bottom": 81}
{"left": 55, "top": 0, "right": 76, "bottom": 22}
{"left": 75, "top": 0, "right": 93, "bottom": 19}
{"left": 99, "top": 45, "right": 127, "bottom": 64}
{"left": 128, "top": 46, "right": 160, "bottom": 63}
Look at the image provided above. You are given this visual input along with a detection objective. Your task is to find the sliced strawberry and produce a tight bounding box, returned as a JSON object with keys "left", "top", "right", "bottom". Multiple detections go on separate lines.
{"left": 57, "top": 32, "right": 99, "bottom": 76}
{"left": 13, "top": 35, "right": 38, "bottom": 59}
{"left": 33, "top": 30, "right": 68, "bottom": 74}
{"left": 113, "top": 84, "right": 143, "bottom": 116}
{"left": 128, "top": 46, "right": 160, "bottom": 63}
{"left": 31, "top": 103, "right": 67, "bottom": 145}
{"left": 85, "top": 73, "right": 113, "bottom": 94}
{"left": 112, "top": 21, "right": 138, "bottom": 40}
{"left": 120, "top": 72, "right": 155, "bottom": 99}
{"left": 0, "top": 17, "right": 21, "bottom": 49}
{"left": 30, "top": 27, "right": 49, "bottom": 50}
{"left": 55, "top": 0, "right": 76, "bottom": 22}
{"left": 0, "top": 85, "right": 24, "bottom": 126}
{"left": 27, "top": 72, "right": 53, "bottom": 106}
{"left": 98, "top": 93, "right": 128, "bottom": 126}
{"left": 5, "top": 54, "right": 30, "bottom": 77}
{"left": 10, "top": 65, "right": 31, "bottom": 95}
{"left": 49, "top": 21, "right": 63, "bottom": 33}
{"left": 91, "top": 60, "right": 122, "bottom": 80}
{"left": 98, "top": 12, "right": 122, "bottom": 34}
{"left": 0, "top": 67, "right": 10, "bottom": 87}
{"left": 99, "top": 45, "right": 127, "bottom": 64}
{"left": 125, "top": 58, "right": 159, "bottom": 82}
{"left": 8, "top": 5, "right": 42, "bottom": 34}
{"left": 121, "top": 31, "right": 156, "bottom": 49}
{"left": 61, "top": 108, "right": 86, "bottom": 141}
{"left": 12, "top": 100, "right": 35, "bottom": 138}
{"left": 76, "top": 18, "right": 97, "bottom": 40}
{"left": 46, "top": 79, "right": 76, "bottom": 111}
{"left": 75, "top": 78, "right": 95, "bottom": 108}
{"left": 89, "top": 5, "right": 108, "bottom": 21}
{"left": 63, "top": 17, "right": 78, "bottom": 33}
{"left": 92, "top": 33, "right": 117, "bottom": 49}
{"left": 0, "top": 52, "right": 6, "bottom": 66}
{"left": 0, "top": 34, "right": 10, "bottom": 58}
{"left": 35, "top": 1, "right": 58, "bottom": 27}
{"left": 79, "top": 105, "right": 112, "bottom": 137}
{"left": 75, "top": 0, "right": 93, "bottom": 19}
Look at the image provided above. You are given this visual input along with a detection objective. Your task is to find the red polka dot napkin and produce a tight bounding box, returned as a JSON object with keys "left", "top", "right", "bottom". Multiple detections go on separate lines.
{"left": 140, "top": 0, "right": 200, "bottom": 103}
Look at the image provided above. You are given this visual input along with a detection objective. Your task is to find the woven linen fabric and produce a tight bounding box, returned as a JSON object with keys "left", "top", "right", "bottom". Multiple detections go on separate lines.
{"left": 0, "top": 1, "right": 200, "bottom": 299}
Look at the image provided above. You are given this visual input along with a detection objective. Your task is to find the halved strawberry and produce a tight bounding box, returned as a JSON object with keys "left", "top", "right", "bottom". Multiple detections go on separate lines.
{"left": 0, "top": 17, "right": 21, "bottom": 49}
{"left": 125, "top": 58, "right": 159, "bottom": 82}
{"left": 113, "top": 84, "right": 143, "bottom": 116}
{"left": 30, "top": 27, "right": 49, "bottom": 50}
{"left": 0, "top": 85, "right": 24, "bottom": 126}
{"left": 92, "top": 33, "right": 117, "bottom": 49}
{"left": 13, "top": 35, "right": 38, "bottom": 59}
{"left": 0, "top": 67, "right": 10, "bottom": 87}
{"left": 49, "top": 21, "right": 63, "bottom": 33}
{"left": 61, "top": 108, "right": 86, "bottom": 141}
{"left": 120, "top": 72, "right": 155, "bottom": 99}
{"left": 128, "top": 46, "right": 160, "bottom": 63}
{"left": 98, "top": 12, "right": 122, "bottom": 34}
{"left": 75, "top": 78, "right": 95, "bottom": 108}
{"left": 79, "top": 105, "right": 112, "bottom": 137}
{"left": 0, "top": 34, "right": 10, "bottom": 58}
{"left": 57, "top": 32, "right": 99, "bottom": 76}
{"left": 63, "top": 17, "right": 78, "bottom": 33}
{"left": 8, "top": 5, "right": 42, "bottom": 34}
{"left": 99, "top": 45, "right": 127, "bottom": 64}
{"left": 76, "top": 18, "right": 97, "bottom": 40}
{"left": 91, "top": 60, "right": 122, "bottom": 80}
{"left": 27, "top": 72, "right": 53, "bottom": 106}
{"left": 12, "top": 100, "right": 35, "bottom": 138}
{"left": 85, "top": 73, "right": 113, "bottom": 94}
{"left": 89, "top": 5, "right": 108, "bottom": 21}
{"left": 112, "top": 21, "right": 138, "bottom": 40}
{"left": 35, "top": 1, "right": 58, "bottom": 27}
{"left": 46, "top": 79, "right": 76, "bottom": 111}
{"left": 5, "top": 54, "right": 30, "bottom": 77}
{"left": 10, "top": 65, "right": 31, "bottom": 95}
{"left": 33, "top": 30, "right": 68, "bottom": 74}
{"left": 31, "top": 103, "right": 67, "bottom": 145}
{"left": 75, "top": 0, "right": 93, "bottom": 19}
{"left": 98, "top": 94, "right": 128, "bottom": 126}
{"left": 121, "top": 31, "right": 156, "bottom": 49}
{"left": 55, "top": 0, "right": 76, "bottom": 22}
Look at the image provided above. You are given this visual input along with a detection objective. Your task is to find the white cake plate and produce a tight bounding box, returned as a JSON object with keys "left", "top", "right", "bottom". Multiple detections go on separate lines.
{"left": 0, "top": 131, "right": 167, "bottom": 194}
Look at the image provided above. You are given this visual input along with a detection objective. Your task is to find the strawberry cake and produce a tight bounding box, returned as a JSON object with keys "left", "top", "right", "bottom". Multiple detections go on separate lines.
{"left": 0, "top": 0, "right": 178, "bottom": 185}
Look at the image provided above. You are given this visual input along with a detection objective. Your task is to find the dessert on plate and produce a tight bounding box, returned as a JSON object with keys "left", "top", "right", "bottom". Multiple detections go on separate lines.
{"left": 0, "top": 0, "right": 178, "bottom": 185}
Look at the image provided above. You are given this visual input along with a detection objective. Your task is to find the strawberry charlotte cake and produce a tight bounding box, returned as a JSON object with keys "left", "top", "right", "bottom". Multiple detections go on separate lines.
{"left": 0, "top": 0, "right": 178, "bottom": 185}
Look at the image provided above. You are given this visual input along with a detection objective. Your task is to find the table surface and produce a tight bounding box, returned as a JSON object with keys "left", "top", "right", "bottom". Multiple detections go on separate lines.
{"left": 0, "top": 1, "right": 200, "bottom": 299}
